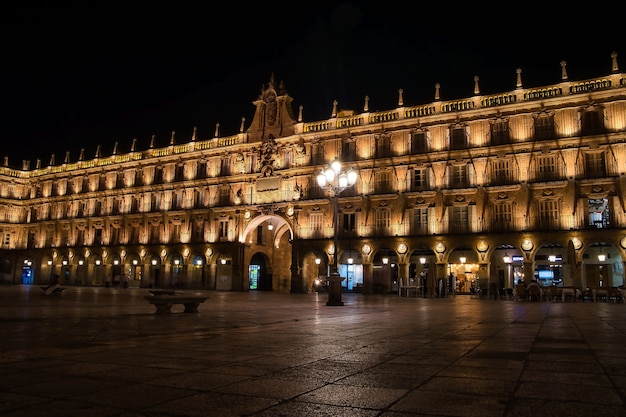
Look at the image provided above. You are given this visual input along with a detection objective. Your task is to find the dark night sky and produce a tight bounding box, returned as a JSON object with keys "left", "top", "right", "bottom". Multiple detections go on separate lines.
{"left": 1, "top": 2, "right": 622, "bottom": 168}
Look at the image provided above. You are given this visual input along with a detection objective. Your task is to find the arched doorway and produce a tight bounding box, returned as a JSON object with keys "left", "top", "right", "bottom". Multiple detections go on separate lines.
{"left": 583, "top": 242, "right": 623, "bottom": 289}
{"left": 249, "top": 252, "right": 272, "bottom": 291}
{"left": 372, "top": 249, "right": 398, "bottom": 293}
{"left": 338, "top": 249, "right": 362, "bottom": 291}
{"left": 20, "top": 258, "right": 32, "bottom": 285}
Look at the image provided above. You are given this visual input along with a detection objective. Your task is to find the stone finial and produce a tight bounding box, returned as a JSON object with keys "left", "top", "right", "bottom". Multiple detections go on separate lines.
{"left": 150, "top": 135, "right": 155, "bottom": 148}
{"left": 79, "top": 148, "right": 85, "bottom": 161}
{"left": 435, "top": 83, "right": 440, "bottom": 101}
{"left": 215, "top": 123, "right": 220, "bottom": 138}
{"left": 331, "top": 100, "right": 338, "bottom": 118}
{"left": 612, "top": 51, "right": 619, "bottom": 72}
{"left": 364, "top": 96, "right": 369, "bottom": 112}
{"left": 64, "top": 151, "right": 70, "bottom": 163}
{"left": 192, "top": 126, "right": 197, "bottom": 141}
{"left": 49, "top": 154, "right": 55, "bottom": 166}
{"left": 131, "top": 138, "right": 137, "bottom": 152}
{"left": 240, "top": 118, "right": 245, "bottom": 133}
{"left": 3, "top": 156, "right": 8, "bottom": 166}
{"left": 170, "top": 131, "right": 175, "bottom": 145}
{"left": 561, "top": 60, "right": 568, "bottom": 80}
{"left": 36, "top": 159, "right": 41, "bottom": 169}
{"left": 298, "top": 106, "right": 303, "bottom": 122}
{"left": 95, "top": 145, "right": 101, "bottom": 158}
{"left": 398, "top": 89, "right": 404, "bottom": 106}
{"left": 474, "top": 76, "right": 480, "bottom": 95}
{"left": 113, "top": 141, "right": 118, "bottom": 155}
{"left": 516, "top": 68, "right": 522, "bottom": 89}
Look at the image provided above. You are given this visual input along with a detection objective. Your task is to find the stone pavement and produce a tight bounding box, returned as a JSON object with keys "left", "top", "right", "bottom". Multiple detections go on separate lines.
{"left": 1, "top": 285, "right": 626, "bottom": 417}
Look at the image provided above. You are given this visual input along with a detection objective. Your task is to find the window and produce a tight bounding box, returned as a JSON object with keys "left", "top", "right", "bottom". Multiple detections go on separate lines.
{"left": 219, "top": 187, "right": 230, "bottom": 206}
{"left": 2, "top": 232, "right": 9, "bottom": 248}
{"left": 492, "top": 159, "right": 514, "bottom": 184}
{"left": 410, "top": 131, "right": 428, "bottom": 154}
{"left": 219, "top": 220, "right": 229, "bottom": 240}
{"left": 109, "top": 227, "right": 119, "bottom": 245}
{"left": 375, "top": 170, "right": 392, "bottom": 193}
{"left": 75, "top": 229, "right": 85, "bottom": 246}
{"left": 154, "top": 167, "right": 163, "bottom": 184}
{"left": 375, "top": 210, "right": 391, "bottom": 232}
{"left": 308, "top": 175, "right": 325, "bottom": 199}
{"left": 450, "top": 206, "right": 468, "bottom": 233}
{"left": 95, "top": 228, "right": 103, "bottom": 245}
{"left": 311, "top": 144, "right": 325, "bottom": 165}
{"left": 449, "top": 126, "right": 467, "bottom": 150}
{"left": 310, "top": 212, "right": 324, "bottom": 238}
{"left": 192, "top": 221, "right": 204, "bottom": 242}
{"left": 342, "top": 139, "right": 357, "bottom": 161}
{"left": 310, "top": 212, "right": 323, "bottom": 231}
{"left": 492, "top": 202, "right": 513, "bottom": 231}
{"left": 412, "top": 207, "right": 428, "bottom": 234}
{"left": 375, "top": 134, "right": 392, "bottom": 158}
{"left": 534, "top": 114, "right": 555, "bottom": 140}
{"left": 412, "top": 168, "right": 430, "bottom": 191}
{"left": 585, "top": 152, "right": 606, "bottom": 178}
{"left": 535, "top": 155, "right": 560, "bottom": 181}
{"left": 248, "top": 153, "right": 258, "bottom": 174}
{"left": 588, "top": 198, "right": 609, "bottom": 228}
{"left": 197, "top": 161, "right": 207, "bottom": 179}
{"left": 490, "top": 119, "right": 510, "bottom": 145}
{"left": 581, "top": 107, "right": 604, "bottom": 136}
{"left": 220, "top": 156, "right": 231, "bottom": 176}
{"left": 128, "top": 226, "right": 138, "bottom": 244}
{"left": 174, "top": 164, "right": 184, "bottom": 181}
{"left": 172, "top": 192, "right": 182, "bottom": 209}
{"left": 494, "top": 203, "right": 512, "bottom": 222}
{"left": 77, "top": 202, "right": 86, "bottom": 217}
{"left": 538, "top": 200, "right": 560, "bottom": 229}
{"left": 171, "top": 224, "right": 181, "bottom": 243}
{"left": 256, "top": 225, "right": 264, "bottom": 244}
{"left": 283, "top": 149, "right": 293, "bottom": 168}
{"left": 342, "top": 212, "right": 356, "bottom": 233}
{"left": 449, "top": 165, "right": 468, "bottom": 188}
{"left": 116, "top": 173, "right": 124, "bottom": 188}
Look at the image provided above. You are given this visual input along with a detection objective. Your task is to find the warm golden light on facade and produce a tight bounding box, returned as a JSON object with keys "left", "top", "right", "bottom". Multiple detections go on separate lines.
{"left": 0, "top": 59, "right": 624, "bottom": 294}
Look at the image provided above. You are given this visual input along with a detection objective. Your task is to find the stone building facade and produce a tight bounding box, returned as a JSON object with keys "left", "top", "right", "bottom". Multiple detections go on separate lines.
{"left": 1, "top": 56, "right": 626, "bottom": 297}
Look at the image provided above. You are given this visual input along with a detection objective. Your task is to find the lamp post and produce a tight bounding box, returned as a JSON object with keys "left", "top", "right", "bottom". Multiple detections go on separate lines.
{"left": 317, "top": 158, "right": 358, "bottom": 306}
{"left": 503, "top": 252, "right": 512, "bottom": 290}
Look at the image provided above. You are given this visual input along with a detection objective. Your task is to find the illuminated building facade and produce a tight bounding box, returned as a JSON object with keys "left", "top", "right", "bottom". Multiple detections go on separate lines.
{"left": 1, "top": 53, "right": 626, "bottom": 297}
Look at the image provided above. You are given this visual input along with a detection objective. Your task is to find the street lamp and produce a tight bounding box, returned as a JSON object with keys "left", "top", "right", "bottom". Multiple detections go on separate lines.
{"left": 317, "top": 158, "right": 358, "bottom": 306}
{"left": 503, "top": 252, "right": 512, "bottom": 289}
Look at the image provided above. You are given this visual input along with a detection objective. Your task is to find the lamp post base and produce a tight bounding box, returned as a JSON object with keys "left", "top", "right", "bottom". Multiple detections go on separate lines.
{"left": 326, "top": 272, "right": 345, "bottom": 306}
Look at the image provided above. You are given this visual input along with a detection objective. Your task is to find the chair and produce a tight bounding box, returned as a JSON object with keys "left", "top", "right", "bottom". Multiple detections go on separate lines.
{"left": 608, "top": 287, "right": 624, "bottom": 304}
{"left": 548, "top": 286, "right": 562, "bottom": 302}
{"left": 527, "top": 284, "right": 541, "bottom": 301}
{"left": 582, "top": 288, "right": 594, "bottom": 302}
{"left": 515, "top": 284, "right": 527, "bottom": 301}
{"left": 595, "top": 288, "right": 608, "bottom": 303}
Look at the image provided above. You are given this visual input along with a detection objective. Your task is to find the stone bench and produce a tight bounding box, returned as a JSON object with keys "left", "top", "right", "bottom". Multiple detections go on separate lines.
{"left": 144, "top": 294, "right": 208, "bottom": 314}
{"left": 40, "top": 286, "right": 66, "bottom": 296}
{"left": 148, "top": 289, "right": 179, "bottom": 296}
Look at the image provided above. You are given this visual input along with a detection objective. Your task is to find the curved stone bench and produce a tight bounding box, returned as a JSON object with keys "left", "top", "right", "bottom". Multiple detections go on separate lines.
{"left": 144, "top": 294, "right": 208, "bottom": 314}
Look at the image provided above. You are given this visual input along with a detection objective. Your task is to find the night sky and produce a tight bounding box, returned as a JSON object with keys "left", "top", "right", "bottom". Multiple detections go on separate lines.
{"left": 1, "top": 2, "right": 622, "bottom": 168}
